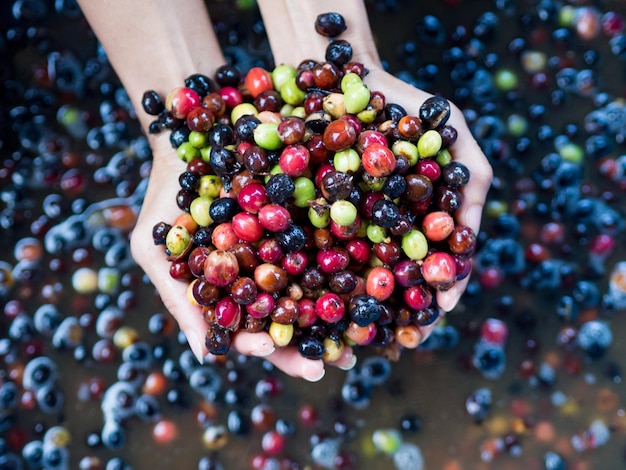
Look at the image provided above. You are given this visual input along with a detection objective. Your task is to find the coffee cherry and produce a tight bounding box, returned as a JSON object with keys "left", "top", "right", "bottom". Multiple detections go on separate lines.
{"left": 315, "top": 12, "right": 347, "bottom": 38}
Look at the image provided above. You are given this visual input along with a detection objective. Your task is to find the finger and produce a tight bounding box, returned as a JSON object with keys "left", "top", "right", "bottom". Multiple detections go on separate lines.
{"left": 261, "top": 347, "right": 327, "bottom": 382}
{"left": 436, "top": 276, "right": 470, "bottom": 312}
{"left": 449, "top": 129, "right": 493, "bottom": 234}
{"left": 231, "top": 330, "right": 276, "bottom": 357}
{"left": 417, "top": 312, "right": 445, "bottom": 343}
{"left": 326, "top": 344, "right": 357, "bottom": 371}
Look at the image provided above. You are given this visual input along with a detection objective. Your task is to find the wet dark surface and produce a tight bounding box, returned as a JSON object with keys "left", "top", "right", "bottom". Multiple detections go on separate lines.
{"left": 3, "top": 1, "right": 626, "bottom": 469}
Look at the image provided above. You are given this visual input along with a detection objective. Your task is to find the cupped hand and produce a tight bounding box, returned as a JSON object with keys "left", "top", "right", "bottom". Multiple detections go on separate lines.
{"left": 130, "top": 134, "right": 355, "bottom": 382}
{"left": 362, "top": 66, "right": 493, "bottom": 339}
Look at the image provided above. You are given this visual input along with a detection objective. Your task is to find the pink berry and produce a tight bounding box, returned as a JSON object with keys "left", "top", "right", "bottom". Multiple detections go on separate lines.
{"left": 246, "top": 293, "right": 275, "bottom": 319}
{"left": 204, "top": 250, "right": 239, "bottom": 287}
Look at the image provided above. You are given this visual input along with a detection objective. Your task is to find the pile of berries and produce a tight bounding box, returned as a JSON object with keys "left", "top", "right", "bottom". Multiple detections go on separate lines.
{"left": 144, "top": 12, "right": 477, "bottom": 360}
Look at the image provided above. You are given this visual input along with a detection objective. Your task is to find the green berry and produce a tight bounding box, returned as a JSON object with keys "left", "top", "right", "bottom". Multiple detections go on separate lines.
{"left": 401, "top": 229, "right": 428, "bottom": 260}
{"left": 197, "top": 175, "right": 222, "bottom": 198}
{"left": 308, "top": 200, "right": 330, "bottom": 228}
{"left": 344, "top": 83, "right": 370, "bottom": 114}
{"left": 392, "top": 140, "right": 418, "bottom": 166}
{"left": 341, "top": 72, "right": 363, "bottom": 93}
{"left": 190, "top": 195, "right": 214, "bottom": 227}
{"left": 254, "top": 122, "right": 282, "bottom": 150}
{"left": 372, "top": 428, "right": 403, "bottom": 455}
{"left": 435, "top": 148, "right": 452, "bottom": 167}
{"left": 494, "top": 69, "right": 518, "bottom": 91}
{"left": 334, "top": 148, "right": 361, "bottom": 173}
{"left": 231, "top": 102, "right": 258, "bottom": 125}
{"left": 272, "top": 63, "right": 297, "bottom": 92}
{"left": 417, "top": 129, "right": 442, "bottom": 158}
{"left": 166, "top": 224, "right": 191, "bottom": 256}
{"left": 189, "top": 130, "right": 208, "bottom": 148}
{"left": 293, "top": 177, "right": 316, "bottom": 207}
{"left": 367, "top": 224, "right": 387, "bottom": 243}
{"left": 177, "top": 141, "right": 199, "bottom": 162}
{"left": 280, "top": 77, "right": 306, "bottom": 105}
{"left": 330, "top": 200, "right": 358, "bottom": 226}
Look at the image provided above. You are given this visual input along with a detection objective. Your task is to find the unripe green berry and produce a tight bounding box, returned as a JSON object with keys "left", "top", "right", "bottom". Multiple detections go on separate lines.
{"left": 166, "top": 224, "right": 191, "bottom": 256}
{"left": 367, "top": 224, "right": 387, "bottom": 243}
{"left": 293, "top": 177, "right": 316, "bottom": 207}
{"left": 177, "top": 141, "right": 199, "bottom": 162}
{"left": 189, "top": 130, "right": 208, "bottom": 148}
{"left": 417, "top": 129, "right": 443, "bottom": 158}
{"left": 344, "top": 84, "right": 370, "bottom": 114}
{"left": 401, "top": 229, "right": 428, "bottom": 260}
{"left": 392, "top": 140, "right": 419, "bottom": 166}
{"left": 280, "top": 77, "right": 306, "bottom": 105}
{"left": 272, "top": 63, "right": 297, "bottom": 92}
{"left": 190, "top": 195, "right": 214, "bottom": 227}
{"left": 197, "top": 175, "right": 222, "bottom": 198}
{"left": 341, "top": 72, "right": 363, "bottom": 93}
{"left": 330, "top": 200, "right": 358, "bottom": 226}
{"left": 231, "top": 102, "right": 258, "bottom": 125}
{"left": 254, "top": 122, "right": 282, "bottom": 150}
{"left": 333, "top": 148, "right": 361, "bottom": 173}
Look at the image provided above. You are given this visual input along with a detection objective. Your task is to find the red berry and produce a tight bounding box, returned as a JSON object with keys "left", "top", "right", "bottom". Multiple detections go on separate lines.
{"left": 365, "top": 266, "right": 395, "bottom": 301}
{"left": 215, "top": 296, "right": 243, "bottom": 330}
{"left": 345, "top": 239, "right": 371, "bottom": 265}
{"left": 403, "top": 284, "right": 433, "bottom": 310}
{"left": 261, "top": 429, "right": 285, "bottom": 456}
{"left": 166, "top": 86, "right": 201, "bottom": 119}
{"left": 219, "top": 86, "right": 243, "bottom": 108}
{"left": 316, "top": 247, "right": 350, "bottom": 274}
{"left": 315, "top": 292, "right": 346, "bottom": 323}
{"left": 279, "top": 144, "right": 310, "bottom": 176}
{"left": 238, "top": 183, "right": 268, "bottom": 214}
{"left": 361, "top": 143, "right": 396, "bottom": 177}
{"left": 245, "top": 67, "right": 274, "bottom": 98}
{"left": 421, "top": 252, "right": 457, "bottom": 291}
{"left": 480, "top": 318, "right": 508, "bottom": 346}
{"left": 258, "top": 204, "right": 292, "bottom": 232}
{"left": 232, "top": 212, "right": 264, "bottom": 242}
{"left": 422, "top": 211, "right": 455, "bottom": 242}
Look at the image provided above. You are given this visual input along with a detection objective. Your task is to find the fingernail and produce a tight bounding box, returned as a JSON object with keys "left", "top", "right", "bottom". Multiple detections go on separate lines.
{"left": 185, "top": 330, "right": 205, "bottom": 365}
{"left": 305, "top": 366, "right": 326, "bottom": 382}
{"left": 252, "top": 341, "right": 275, "bottom": 357}
{"left": 338, "top": 355, "right": 357, "bottom": 371}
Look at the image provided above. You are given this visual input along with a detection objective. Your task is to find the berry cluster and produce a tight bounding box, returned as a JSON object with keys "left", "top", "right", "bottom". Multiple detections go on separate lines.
{"left": 144, "top": 12, "right": 477, "bottom": 360}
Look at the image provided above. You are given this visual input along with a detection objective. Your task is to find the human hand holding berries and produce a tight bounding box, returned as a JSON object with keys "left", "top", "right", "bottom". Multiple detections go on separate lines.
{"left": 131, "top": 133, "right": 354, "bottom": 381}
{"left": 259, "top": 0, "right": 494, "bottom": 341}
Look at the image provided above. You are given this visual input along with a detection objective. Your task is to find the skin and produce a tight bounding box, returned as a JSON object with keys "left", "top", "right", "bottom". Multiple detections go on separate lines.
{"left": 77, "top": 0, "right": 493, "bottom": 381}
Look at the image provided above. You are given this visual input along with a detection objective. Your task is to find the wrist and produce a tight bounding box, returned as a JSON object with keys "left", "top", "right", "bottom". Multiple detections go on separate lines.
{"left": 257, "top": 0, "right": 381, "bottom": 68}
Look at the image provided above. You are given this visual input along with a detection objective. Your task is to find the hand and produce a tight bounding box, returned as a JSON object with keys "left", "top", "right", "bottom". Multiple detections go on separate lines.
{"left": 130, "top": 134, "right": 355, "bottom": 382}
{"left": 361, "top": 66, "right": 493, "bottom": 338}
